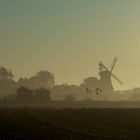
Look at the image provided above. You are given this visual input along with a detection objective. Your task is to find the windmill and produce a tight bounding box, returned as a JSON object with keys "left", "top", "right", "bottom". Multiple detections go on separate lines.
{"left": 98, "top": 57, "right": 122, "bottom": 95}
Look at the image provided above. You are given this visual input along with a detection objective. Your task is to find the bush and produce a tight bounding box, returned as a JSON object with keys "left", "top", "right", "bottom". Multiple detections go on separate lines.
{"left": 16, "top": 87, "right": 33, "bottom": 101}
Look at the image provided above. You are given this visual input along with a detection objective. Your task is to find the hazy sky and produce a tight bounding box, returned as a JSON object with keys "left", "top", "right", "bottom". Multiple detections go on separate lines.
{"left": 1, "top": 0, "right": 140, "bottom": 90}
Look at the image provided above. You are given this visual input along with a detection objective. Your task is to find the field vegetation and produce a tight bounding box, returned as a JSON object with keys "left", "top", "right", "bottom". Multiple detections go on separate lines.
{"left": 0, "top": 109, "right": 140, "bottom": 139}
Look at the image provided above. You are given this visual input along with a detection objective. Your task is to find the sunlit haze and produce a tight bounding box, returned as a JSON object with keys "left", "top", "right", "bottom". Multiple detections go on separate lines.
{"left": 1, "top": 0, "right": 140, "bottom": 90}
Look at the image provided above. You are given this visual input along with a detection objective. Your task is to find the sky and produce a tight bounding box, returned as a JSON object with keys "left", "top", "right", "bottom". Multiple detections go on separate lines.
{"left": 0, "top": 0, "right": 140, "bottom": 90}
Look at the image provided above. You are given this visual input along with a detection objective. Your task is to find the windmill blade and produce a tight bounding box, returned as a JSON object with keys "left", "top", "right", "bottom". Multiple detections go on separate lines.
{"left": 111, "top": 73, "right": 123, "bottom": 85}
{"left": 110, "top": 57, "right": 117, "bottom": 73}
{"left": 99, "top": 61, "right": 110, "bottom": 72}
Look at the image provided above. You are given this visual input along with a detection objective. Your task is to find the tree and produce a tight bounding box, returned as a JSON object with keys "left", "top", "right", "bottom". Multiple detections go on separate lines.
{"left": 34, "top": 88, "right": 51, "bottom": 101}
{"left": 16, "top": 87, "right": 33, "bottom": 101}
{"left": 0, "top": 67, "right": 18, "bottom": 96}
{"left": 79, "top": 77, "right": 99, "bottom": 100}
{"left": 0, "top": 66, "right": 13, "bottom": 80}
{"left": 18, "top": 70, "right": 55, "bottom": 89}
{"left": 35, "top": 70, "right": 55, "bottom": 88}
{"left": 80, "top": 77, "right": 99, "bottom": 91}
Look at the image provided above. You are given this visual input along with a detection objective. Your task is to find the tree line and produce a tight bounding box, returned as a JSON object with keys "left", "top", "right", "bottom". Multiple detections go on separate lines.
{"left": 0, "top": 66, "right": 100, "bottom": 101}
{"left": 0, "top": 66, "right": 140, "bottom": 101}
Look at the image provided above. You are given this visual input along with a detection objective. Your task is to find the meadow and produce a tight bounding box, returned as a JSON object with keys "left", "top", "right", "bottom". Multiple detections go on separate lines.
{"left": 0, "top": 108, "right": 140, "bottom": 139}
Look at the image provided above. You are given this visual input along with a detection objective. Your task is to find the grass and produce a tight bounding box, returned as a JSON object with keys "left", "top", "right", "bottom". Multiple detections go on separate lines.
{"left": 0, "top": 108, "right": 140, "bottom": 139}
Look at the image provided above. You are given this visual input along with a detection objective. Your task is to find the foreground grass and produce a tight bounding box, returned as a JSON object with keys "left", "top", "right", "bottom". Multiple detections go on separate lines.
{"left": 0, "top": 108, "right": 140, "bottom": 139}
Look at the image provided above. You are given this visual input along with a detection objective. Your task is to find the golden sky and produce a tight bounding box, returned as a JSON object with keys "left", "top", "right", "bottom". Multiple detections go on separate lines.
{"left": 1, "top": 0, "right": 140, "bottom": 90}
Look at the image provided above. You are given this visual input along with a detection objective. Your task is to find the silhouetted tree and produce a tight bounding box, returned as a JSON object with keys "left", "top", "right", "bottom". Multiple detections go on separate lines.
{"left": 16, "top": 87, "right": 33, "bottom": 101}
{"left": 36, "top": 70, "right": 55, "bottom": 88}
{"left": 80, "top": 77, "right": 99, "bottom": 92}
{"left": 0, "top": 66, "right": 13, "bottom": 80}
{"left": 18, "top": 70, "right": 55, "bottom": 89}
{"left": 0, "top": 67, "right": 18, "bottom": 96}
{"left": 35, "top": 88, "right": 51, "bottom": 101}
{"left": 0, "top": 79, "right": 18, "bottom": 96}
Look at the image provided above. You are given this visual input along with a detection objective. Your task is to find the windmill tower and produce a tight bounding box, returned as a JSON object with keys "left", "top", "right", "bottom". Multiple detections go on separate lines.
{"left": 98, "top": 57, "right": 122, "bottom": 96}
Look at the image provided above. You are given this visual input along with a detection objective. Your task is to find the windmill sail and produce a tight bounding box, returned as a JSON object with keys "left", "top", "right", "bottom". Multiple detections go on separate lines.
{"left": 110, "top": 57, "right": 117, "bottom": 73}
{"left": 111, "top": 73, "right": 123, "bottom": 85}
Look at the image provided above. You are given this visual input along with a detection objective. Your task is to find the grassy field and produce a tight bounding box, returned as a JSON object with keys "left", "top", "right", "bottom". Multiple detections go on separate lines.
{"left": 0, "top": 109, "right": 140, "bottom": 139}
